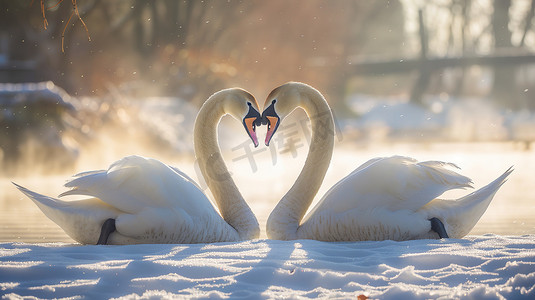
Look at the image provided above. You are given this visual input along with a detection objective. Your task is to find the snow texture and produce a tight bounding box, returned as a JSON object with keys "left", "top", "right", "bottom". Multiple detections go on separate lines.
{"left": 1, "top": 235, "right": 534, "bottom": 299}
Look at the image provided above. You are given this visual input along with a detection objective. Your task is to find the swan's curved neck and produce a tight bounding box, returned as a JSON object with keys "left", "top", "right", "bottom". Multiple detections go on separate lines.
{"left": 266, "top": 89, "right": 335, "bottom": 240}
{"left": 194, "top": 96, "right": 259, "bottom": 240}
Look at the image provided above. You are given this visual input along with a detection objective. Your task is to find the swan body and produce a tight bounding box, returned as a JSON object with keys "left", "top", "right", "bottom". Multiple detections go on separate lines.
{"left": 15, "top": 88, "right": 262, "bottom": 244}
{"left": 14, "top": 156, "right": 239, "bottom": 244}
{"left": 263, "top": 82, "right": 512, "bottom": 241}
{"left": 298, "top": 157, "right": 512, "bottom": 241}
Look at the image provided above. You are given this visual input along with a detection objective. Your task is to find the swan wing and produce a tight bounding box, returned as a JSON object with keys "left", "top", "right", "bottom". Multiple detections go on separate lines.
{"left": 60, "top": 155, "right": 214, "bottom": 216}
{"left": 308, "top": 156, "right": 473, "bottom": 217}
{"left": 168, "top": 165, "right": 203, "bottom": 190}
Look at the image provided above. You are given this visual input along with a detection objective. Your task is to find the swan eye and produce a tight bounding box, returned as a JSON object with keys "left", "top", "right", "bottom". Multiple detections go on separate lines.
{"left": 264, "top": 116, "right": 280, "bottom": 146}
{"left": 261, "top": 99, "right": 280, "bottom": 146}
{"left": 243, "top": 117, "right": 259, "bottom": 147}
{"left": 266, "top": 116, "right": 279, "bottom": 129}
{"left": 244, "top": 117, "right": 257, "bottom": 131}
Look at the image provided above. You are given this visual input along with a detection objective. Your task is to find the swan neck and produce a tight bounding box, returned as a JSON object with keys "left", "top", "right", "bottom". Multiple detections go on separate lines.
{"left": 267, "top": 89, "right": 334, "bottom": 240}
{"left": 194, "top": 96, "right": 259, "bottom": 240}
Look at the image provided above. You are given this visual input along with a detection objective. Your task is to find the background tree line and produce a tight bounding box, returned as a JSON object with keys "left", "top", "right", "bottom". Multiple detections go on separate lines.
{"left": 0, "top": 0, "right": 534, "bottom": 110}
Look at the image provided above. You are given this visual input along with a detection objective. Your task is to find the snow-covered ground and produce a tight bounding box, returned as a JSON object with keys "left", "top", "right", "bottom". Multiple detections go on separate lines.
{"left": 1, "top": 235, "right": 534, "bottom": 299}
{"left": 346, "top": 94, "right": 535, "bottom": 143}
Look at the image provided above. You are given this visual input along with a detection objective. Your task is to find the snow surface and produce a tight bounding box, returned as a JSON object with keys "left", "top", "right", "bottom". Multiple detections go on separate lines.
{"left": 1, "top": 235, "right": 534, "bottom": 299}
{"left": 346, "top": 94, "right": 535, "bottom": 142}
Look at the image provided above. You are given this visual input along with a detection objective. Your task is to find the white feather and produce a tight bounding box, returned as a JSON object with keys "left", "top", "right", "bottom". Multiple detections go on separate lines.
{"left": 300, "top": 158, "right": 512, "bottom": 241}
{"left": 14, "top": 156, "right": 239, "bottom": 244}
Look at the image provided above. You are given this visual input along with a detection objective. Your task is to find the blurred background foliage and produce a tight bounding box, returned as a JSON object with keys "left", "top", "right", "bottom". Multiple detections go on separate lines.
{"left": 1, "top": 0, "right": 532, "bottom": 107}
{"left": 0, "top": 1, "right": 406, "bottom": 107}
{"left": 1, "top": 0, "right": 535, "bottom": 174}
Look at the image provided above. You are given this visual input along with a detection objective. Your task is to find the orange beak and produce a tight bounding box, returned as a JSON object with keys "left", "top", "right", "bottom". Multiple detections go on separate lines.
{"left": 264, "top": 116, "right": 279, "bottom": 146}
{"left": 244, "top": 117, "right": 259, "bottom": 147}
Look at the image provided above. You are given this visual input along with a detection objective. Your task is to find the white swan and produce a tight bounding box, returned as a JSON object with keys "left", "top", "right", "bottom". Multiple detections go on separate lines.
{"left": 14, "top": 88, "right": 262, "bottom": 244}
{"left": 262, "top": 82, "right": 512, "bottom": 241}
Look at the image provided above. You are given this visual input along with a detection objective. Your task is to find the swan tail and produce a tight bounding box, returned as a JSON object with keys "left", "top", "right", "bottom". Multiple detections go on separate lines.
{"left": 13, "top": 183, "right": 120, "bottom": 244}
{"left": 427, "top": 166, "right": 513, "bottom": 238}
{"left": 14, "top": 182, "right": 69, "bottom": 208}
{"left": 456, "top": 166, "right": 513, "bottom": 207}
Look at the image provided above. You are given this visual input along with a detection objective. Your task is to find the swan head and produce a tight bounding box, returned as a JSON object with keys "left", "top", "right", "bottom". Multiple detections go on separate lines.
{"left": 261, "top": 82, "right": 310, "bottom": 146}
{"left": 222, "top": 88, "right": 263, "bottom": 147}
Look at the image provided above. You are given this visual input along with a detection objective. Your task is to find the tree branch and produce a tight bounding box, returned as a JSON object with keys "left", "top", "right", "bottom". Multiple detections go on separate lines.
{"left": 520, "top": 0, "right": 535, "bottom": 47}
